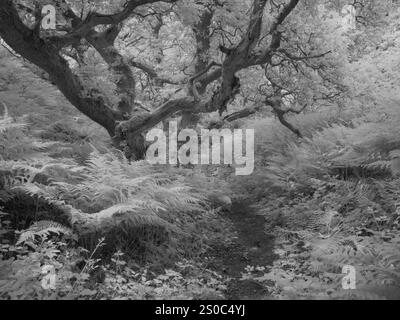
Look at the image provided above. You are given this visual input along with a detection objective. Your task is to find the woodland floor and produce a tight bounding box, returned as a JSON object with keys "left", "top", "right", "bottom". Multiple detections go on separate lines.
{"left": 209, "top": 201, "right": 276, "bottom": 300}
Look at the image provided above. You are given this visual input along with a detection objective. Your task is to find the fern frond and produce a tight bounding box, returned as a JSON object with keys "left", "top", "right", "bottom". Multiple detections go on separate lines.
{"left": 0, "top": 102, "right": 26, "bottom": 133}
{"left": 72, "top": 203, "right": 177, "bottom": 236}
{"left": 17, "top": 220, "right": 73, "bottom": 245}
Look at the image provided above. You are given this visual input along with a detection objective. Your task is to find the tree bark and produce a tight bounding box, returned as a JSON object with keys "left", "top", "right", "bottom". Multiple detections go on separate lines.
{"left": 0, "top": 0, "right": 300, "bottom": 160}
{"left": 181, "top": 7, "right": 213, "bottom": 129}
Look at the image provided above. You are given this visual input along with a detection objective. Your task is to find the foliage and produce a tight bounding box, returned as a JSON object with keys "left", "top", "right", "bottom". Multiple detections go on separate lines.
{"left": 0, "top": 237, "right": 103, "bottom": 300}
{"left": 2, "top": 0, "right": 400, "bottom": 301}
{"left": 99, "top": 258, "right": 227, "bottom": 300}
{"left": 16, "top": 220, "right": 75, "bottom": 247}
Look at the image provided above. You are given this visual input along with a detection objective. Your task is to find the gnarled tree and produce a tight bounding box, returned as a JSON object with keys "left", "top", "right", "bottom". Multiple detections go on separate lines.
{"left": 0, "top": 0, "right": 343, "bottom": 160}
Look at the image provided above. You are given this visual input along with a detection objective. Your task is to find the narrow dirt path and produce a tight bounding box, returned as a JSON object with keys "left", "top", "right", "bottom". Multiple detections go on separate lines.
{"left": 210, "top": 201, "right": 277, "bottom": 300}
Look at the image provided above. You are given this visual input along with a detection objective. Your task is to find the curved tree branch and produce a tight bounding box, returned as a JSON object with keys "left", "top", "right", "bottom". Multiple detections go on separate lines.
{"left": 0, "top": 1, "right": 121, "bottom": 136}
{"left": 0, "top": 0, "right": 302, "bottom": 160}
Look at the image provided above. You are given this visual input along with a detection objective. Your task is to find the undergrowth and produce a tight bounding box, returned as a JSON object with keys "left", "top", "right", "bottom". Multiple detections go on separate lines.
{"left": 231, "top": 109, "right": 400, "bottom": 300}
{"left": 0, "top": 103, "right": 232, "bottom": 300}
